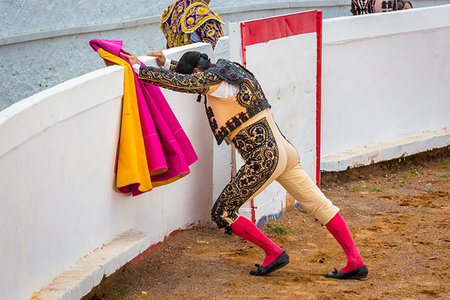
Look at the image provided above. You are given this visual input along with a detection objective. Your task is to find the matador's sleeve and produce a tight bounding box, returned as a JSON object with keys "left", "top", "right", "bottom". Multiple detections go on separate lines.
{"left": 139, "top": 65, "right": 222, "bottom": 95}
{"left": 195, "top": 20, "right": 224, "bottom": 49}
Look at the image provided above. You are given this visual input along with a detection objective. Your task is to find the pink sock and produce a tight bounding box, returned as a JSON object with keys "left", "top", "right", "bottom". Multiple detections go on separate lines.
{"left": 326, "top": 213, "right": 365, "bottom": 273}
{"left": 231, "top": 216, "right": 284, "bottom": 267}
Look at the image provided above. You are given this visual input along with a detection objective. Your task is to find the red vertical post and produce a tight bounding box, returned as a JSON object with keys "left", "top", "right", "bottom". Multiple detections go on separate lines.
{"left": 239, "top": 11, "right": 322, "bottom": 221}
{"left": 240, "top": 23, "right": 247, "bottom": 67}
{"left": 241, "top": 22, "right": 255, "bottom": 223}
{"left": 315, "top": 11, "right": 323, "bottom": 187}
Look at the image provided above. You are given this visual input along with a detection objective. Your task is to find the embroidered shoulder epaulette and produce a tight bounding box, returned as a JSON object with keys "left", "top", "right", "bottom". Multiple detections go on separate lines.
{"left": 205, "top": 59, "right": 248, "bottom": 85}
{"left": 161, "top": 2, "right": 176, "bottom": 24}
{"left": 181, "top": 2, "right": 224, "bottom": 33}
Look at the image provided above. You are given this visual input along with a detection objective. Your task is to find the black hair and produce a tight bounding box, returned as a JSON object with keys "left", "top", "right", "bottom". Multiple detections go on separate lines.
{"left": 174, "top": 51, "right": 212, "bottom": 74}
{"left": 174, "top": 51, "right": 212, "bottom": 103}
{"left": 197, "top": 53, "right": 212, "bottom": 71}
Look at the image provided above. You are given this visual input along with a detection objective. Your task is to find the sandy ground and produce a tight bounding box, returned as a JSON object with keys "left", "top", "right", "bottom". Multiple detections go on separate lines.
{"left": 84, "top": 148, "right": 449, "bottom": 299}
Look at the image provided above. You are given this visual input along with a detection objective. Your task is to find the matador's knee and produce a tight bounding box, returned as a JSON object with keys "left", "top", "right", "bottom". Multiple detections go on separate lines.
{"left": 211, "top": 200, "right": 235, "bottom": 235}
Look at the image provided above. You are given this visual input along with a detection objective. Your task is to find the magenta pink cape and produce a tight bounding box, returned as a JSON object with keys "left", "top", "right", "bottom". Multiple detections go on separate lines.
{"left": 90, "top": 39, "right": 198, "bottom": 196}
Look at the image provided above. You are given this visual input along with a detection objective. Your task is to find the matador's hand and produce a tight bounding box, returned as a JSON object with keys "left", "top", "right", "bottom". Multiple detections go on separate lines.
{"left": 120, "top": 51, "right": 139, "bottom": 65}
{"left": 146, "top": 51, "right": 166, "bottom": 67}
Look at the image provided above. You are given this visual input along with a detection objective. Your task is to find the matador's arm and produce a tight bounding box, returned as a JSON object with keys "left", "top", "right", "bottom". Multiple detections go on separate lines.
{"left": 138, "top": 66, "right": 222, "bottom": 95}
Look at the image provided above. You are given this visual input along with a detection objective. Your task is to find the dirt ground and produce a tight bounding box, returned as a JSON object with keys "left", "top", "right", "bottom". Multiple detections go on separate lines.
{"left": 84, "top": 148, "right": 449, "bottom": 300}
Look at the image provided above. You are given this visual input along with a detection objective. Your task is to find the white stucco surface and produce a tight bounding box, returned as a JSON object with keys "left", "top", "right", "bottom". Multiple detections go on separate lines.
{"left": 321, "top": 5, "right": 450, "bottom": 170}
{"left": 3, "top": 1, "right": 448, "bottom": 111}
{"left": 0, "top": 1, "right": 349, "bottom": 39}
{"left": 2, "top": 1, "right": 449, "bottom": 111}
{"left": 0, "top": 43, "right": 214, "bottom": 300}
{"left": 0, "top": 0, "right": 354, "bottom": 111}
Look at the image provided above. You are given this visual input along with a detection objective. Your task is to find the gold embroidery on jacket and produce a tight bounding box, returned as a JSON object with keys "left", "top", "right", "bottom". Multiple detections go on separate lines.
{"left": 204, "top": 60, "right": 271, "bottom": 144}
{"left": 139, "top": 66, "right": 222, "bottom": 94}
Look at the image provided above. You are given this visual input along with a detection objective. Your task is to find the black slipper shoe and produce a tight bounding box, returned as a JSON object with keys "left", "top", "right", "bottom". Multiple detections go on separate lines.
{"left": 250, "top": 251, "right": 289, "bottom": 276}
{"left": 325, "top": 265, "right": 368, "bottom": 280}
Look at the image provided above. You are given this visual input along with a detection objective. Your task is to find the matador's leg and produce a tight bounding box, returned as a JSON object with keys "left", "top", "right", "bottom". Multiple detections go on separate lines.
{"left": 277, "top": 161, "right": 367, "bottom": 279}
{"left": 211, "top": 117, "right": 289, "bottom": 275}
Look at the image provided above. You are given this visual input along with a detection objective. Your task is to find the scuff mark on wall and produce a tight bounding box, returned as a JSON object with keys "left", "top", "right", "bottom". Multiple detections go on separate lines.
{"left": 256, "top": 210, "right": 285, "bottom": 228}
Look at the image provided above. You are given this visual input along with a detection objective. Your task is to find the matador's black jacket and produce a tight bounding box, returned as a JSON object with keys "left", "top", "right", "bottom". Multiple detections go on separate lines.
{"left": 139, "top": 59, "right": 271, "bottom": 145}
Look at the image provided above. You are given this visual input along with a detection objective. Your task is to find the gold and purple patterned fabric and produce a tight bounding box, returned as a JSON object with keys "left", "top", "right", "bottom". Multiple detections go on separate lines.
{"left": 351, "top": 0, "right": 376, "bottom": 15}
{"left": 352, "top": 0, "right": 411, "bottom": 15}
{"left": 161, "top": 0, "right": 224, "bottom": 49}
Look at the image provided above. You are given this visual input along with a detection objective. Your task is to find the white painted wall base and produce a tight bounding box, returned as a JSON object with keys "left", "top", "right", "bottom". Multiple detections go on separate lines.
{"left": 321, "top": 129, "right": 450, "bottom": 172}
{"left": 32, "top": 230, "right": 150, "bottom": 300}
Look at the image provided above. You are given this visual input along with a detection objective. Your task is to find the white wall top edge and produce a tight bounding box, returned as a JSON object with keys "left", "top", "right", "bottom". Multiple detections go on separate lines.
{"left": 1, "top": 1, "right": 446, "bottom": 46}
{"left": 140, "top": 42, "right": 214, "bottom": 64}
{"left": 0, "top": 66, "right": 124, "bottom": 158}
{"left": 217, "top": 0, "right": 348, "bottom": 14}
{"left": 36, "top": 229, "right": 150, "bottom": 299}
{"left": 0, "top": 66, "right": 120, "bottom": 121}
{"left": 321, "top": 129, "right": 450, "bottom": 171}
{"left": 323, "top": 4, "right": 450, "bottom": 45}
{"left": 0, "top": 42, "right": 213, "bottom": 159}
{"left": 0, "top": 1, "right": 349, "bottom": 46}
{"left": 322, "top": 129, "right": 450, "bottom": 161}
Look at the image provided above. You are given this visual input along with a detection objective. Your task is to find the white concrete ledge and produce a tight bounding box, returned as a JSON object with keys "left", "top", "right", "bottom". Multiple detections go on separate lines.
{"left": 321, "top": 129, "right": 450, "bottom": 172}
{"left": 323, "top": 5, "right": 450, "bottom": 45}
{"left": 31, "top": 230, "right": 150, "bottom": 300}
{"left": 0, "top": 66, "right": 123, "bottom": 158}
{"left": 2, "top": 1, "right": 447, "bottom": 46}
{"left": 216, "top": 0, "right": 348, "bottom": 14}
{"left": 0, "top": 43, "right": 203, "bottom": 159}
{"left": 0, "top": 1, "right": 349, "bottom": 46}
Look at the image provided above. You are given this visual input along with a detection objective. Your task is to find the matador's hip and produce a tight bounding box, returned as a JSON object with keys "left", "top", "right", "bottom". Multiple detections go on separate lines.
{"left": 211, "top": 109, "right": 339, "bottom": 230}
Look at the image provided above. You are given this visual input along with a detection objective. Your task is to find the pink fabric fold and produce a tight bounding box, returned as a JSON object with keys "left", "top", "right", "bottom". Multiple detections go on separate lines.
{"left": 90, "top": 39, "right": 124, "bottom": 56}
{"left": 89, "top": 39, "right": 198, "bottom": 196}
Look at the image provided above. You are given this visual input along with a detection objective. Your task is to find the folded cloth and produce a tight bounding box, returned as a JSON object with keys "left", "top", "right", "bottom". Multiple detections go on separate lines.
{"left": 89, "top": 39, "right": 198, "bottom": 195}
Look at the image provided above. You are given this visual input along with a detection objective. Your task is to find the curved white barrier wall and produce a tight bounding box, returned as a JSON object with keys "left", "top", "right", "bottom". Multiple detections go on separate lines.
{"left": 321, "top": 5, "right": 450, "bottom": 171}
{"left": 0, "top": 0, "right": 354, "bottom": 111}
{"left": 0, "top": 43, "right": 214, "bottom": 300}
{"left": 2, "top": 5, "right": 450, "bottom": 299}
